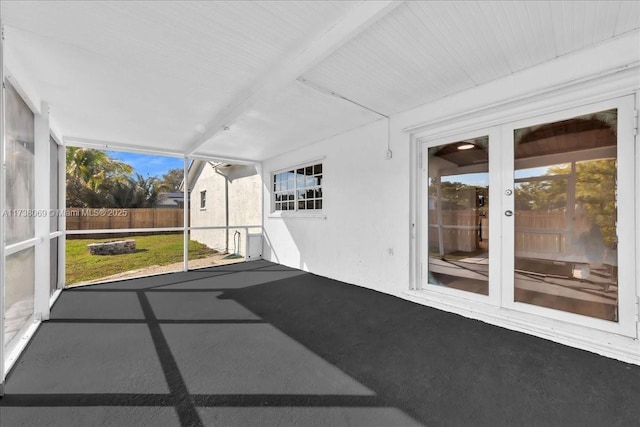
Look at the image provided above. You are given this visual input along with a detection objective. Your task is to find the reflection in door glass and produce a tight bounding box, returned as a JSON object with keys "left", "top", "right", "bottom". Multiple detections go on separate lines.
{"left": 514, "top": 109, "right": 618, "bottom": 321}
{"left": 427, "top": 136, "right": 489, "bottom": 295}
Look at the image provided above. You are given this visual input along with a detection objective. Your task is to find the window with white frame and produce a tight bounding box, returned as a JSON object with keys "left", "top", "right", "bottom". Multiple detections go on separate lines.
{"left": 273, "top": 163, "right": 323, "bottom": 212}
{"left": 200, "top": 190, "right": 206, "bottom": 209}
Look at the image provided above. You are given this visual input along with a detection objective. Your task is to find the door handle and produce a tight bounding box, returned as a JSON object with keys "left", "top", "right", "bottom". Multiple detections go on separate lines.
{"left": 505, "top": 210, "right": 513, "bottom": 217}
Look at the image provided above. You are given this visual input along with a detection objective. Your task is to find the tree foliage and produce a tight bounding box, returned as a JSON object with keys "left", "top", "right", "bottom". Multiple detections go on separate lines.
{"left": 428, "top": 179, "right": 488, "bottom": 210}
{"left": 66, "top": 148, "right": 175, "bottom": 208}
{"left": 514, "top": 159, "right": 617, "bottom": 246}
{"left": 66, "top": 147, "right": 132, "bottom": 191}
{"left": 159, "top": 168, "right": 184, "bottom": 192}
{"left": 428, "top": 158, "right": 617, "bottom": 247}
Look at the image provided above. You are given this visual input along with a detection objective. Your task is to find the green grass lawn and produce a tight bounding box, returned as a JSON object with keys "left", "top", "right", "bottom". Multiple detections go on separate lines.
{"left": 66, "top": 234, "right": 216, "bottom": 285}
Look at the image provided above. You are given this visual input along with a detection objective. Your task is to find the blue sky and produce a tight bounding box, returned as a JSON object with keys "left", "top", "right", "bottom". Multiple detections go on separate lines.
{"left": 107, "top": 151, "right": 183, "bottom": 179}
{"left": 441, "top": 166, "right": 554, "bottom": 186}
{"left": 442, "top": 172, "right": 489, "bottom": 187}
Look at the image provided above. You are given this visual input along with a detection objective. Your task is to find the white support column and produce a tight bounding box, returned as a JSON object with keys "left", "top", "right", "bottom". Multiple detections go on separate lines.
{"left": 635, "top": 90, "right": 640, "bottom": 342}
{"left": 435, "top": 176, "right": 445, "bottom": 258}
{"left": 58, "top": 140, "right": 66, "bottom": 289}
{"left": 183, "top": 157, "right": 188, "bottom": 272}
{"left": 0, "top": 21, "right": 7, "bottom": 391}
{"left": 34, "top": 101, "right": 50, "bottom": 321}
{"left": 255, "top": 162, "right": 266, "bottom": 260}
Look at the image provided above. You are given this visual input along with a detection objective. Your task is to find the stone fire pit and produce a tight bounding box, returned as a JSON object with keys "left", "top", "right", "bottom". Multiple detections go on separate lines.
{"left": 88, "top": 240, "right": 136, "bottom": 255}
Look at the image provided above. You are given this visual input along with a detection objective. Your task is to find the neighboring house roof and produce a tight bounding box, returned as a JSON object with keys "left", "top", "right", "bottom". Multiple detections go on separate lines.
{"left": 157, "top": 192, "right": 184, "bottom": 207}
{"left": 183, "top": 160, "right": 258, "bottom": 190}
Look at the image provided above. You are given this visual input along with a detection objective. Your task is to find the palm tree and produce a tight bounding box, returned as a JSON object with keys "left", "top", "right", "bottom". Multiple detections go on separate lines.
{"left": 66, "top": 147, "right": 134, "bottom": 207}
{"left": 131, "top": 173, "right": 171, "bottom": 207}
{"left": 66, "top": 147, "right": 132, "bottom": 191}
{"left": 100, "top": 179, "right": 138, "bottom": 208}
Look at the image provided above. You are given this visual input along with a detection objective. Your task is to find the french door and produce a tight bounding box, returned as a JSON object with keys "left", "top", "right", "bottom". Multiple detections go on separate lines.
{"left": 420, "top": 95, "right": 637, "bottom": 337}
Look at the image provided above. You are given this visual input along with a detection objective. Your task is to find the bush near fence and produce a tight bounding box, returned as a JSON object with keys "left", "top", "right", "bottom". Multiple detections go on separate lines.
{"left": 65, "top": 208, "right": 185, "bottom": 239}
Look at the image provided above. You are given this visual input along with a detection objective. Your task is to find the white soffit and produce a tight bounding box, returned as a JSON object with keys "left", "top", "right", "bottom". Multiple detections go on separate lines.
{"left": 0, "top": 0, "right": 357, "bottom": 152}
{"left": 301, "top": 1, "right": 640, "bottom": 117}
{"left": 194, "top": 80, "right": 382, "bottom": 161}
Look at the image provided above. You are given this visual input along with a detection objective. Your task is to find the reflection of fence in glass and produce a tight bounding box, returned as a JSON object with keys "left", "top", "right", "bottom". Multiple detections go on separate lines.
{"left": 428, "top": 211, "right": 481, "bottom": 254}
{"left": 515, "top": 211, "right": 566, "bottom": 254}
{"left": 429, "top": 210, "right": 580, "bottom": 254}
{"left": 513, "top": 108, "right": 618, "bottom": 321}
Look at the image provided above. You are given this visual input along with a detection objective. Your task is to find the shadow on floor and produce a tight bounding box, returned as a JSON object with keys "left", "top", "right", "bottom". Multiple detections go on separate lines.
{"left": 1, "top": 260, "right": 639, "bottom": 427}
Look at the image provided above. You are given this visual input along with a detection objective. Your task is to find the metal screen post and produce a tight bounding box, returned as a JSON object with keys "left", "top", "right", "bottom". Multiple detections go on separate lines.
{"left": 183, "top": 157, "right": 188, "bottom": 271}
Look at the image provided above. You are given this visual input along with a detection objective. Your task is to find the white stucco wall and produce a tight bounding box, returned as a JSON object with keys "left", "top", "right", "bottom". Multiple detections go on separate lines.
{"left": 262, "top": 119, "right": 408, "bottom": 295}
{"left": 263, "top": 31, "right": 640, "bottom": 294}
{"left": 190, "top": 163, "right": 262, "bottom": 255}
{"left": 262, "top": 31, "right": 640, "bottom": 363}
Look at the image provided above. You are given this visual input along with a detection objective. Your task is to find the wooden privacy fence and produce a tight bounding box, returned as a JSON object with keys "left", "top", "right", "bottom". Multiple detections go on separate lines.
{"left": 429, "top": 210, "right": 567, "bottom": 255}
{"left": 66, "top": 208, "right": 185, "bottom": 239}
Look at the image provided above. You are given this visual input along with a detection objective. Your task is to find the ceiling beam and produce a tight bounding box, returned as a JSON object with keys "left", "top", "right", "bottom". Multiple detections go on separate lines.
{"left": 64, "top": 136, "right": 259, "bottom": 165}
{"left": 64, "top": 136, "right": 186, "bottom": 157}
{"left": 186, "top": 0, "right": 402, "bottom": 156}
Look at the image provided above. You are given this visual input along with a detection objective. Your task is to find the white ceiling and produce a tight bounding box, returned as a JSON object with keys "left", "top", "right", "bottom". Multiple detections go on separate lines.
{"left": 301, "top": 0, "right": 640, "bottom": 116}
{"left": 195, "top": 80, "right": 382, "bottom": 161}
{"left": 2, "top": 1, "right": 639, "bottom": 162}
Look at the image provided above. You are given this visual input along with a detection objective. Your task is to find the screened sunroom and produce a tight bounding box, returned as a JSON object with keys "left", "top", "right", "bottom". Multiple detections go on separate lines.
{"left": 1, "top": 1, "right": 639, "bottom": 425}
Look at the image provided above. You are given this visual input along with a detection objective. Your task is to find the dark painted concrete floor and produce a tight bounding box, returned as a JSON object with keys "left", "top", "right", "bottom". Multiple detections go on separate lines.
{"left": 1, "top": 260, "right": 639, "bottom": 427}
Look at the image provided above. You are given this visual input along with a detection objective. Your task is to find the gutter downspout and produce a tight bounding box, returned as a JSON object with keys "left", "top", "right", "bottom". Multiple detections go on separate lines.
{"left": 224, "top": 178, "right": 229, "bottom": 253}
{"left": 210, "top": 162, "right": 230, "bottom": 253}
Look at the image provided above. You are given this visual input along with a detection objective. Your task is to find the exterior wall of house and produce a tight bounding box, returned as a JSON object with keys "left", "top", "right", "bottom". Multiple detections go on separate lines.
{"left": 262, "top": 31, "right": 640, "bottom": 363}
{"left": 190, "top": 164, "right": 262, "bottom": 255}
{"left": 262, "top": 119, "right": 407, "bottom": 294}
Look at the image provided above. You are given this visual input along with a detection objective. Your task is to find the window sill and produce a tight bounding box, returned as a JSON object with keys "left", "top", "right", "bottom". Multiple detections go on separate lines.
{"left": 268, "top": 211, "right": 326, "bottom": 220}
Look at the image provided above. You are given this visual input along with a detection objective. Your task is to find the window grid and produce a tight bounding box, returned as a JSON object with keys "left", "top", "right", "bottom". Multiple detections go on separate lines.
{"left": 273, "top": 163, "right": 323, "bottom": 212}
{"left": 200, "top": 191, "right": 206, "bottom": 209}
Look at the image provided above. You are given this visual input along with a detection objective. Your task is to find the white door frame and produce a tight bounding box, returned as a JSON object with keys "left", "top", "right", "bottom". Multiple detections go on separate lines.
{"left": 500, "top": 95, "right": 637, "bottom": 338}
{"left": 414, "top": 94, "right": 637, "bottom": 339}
{"left": 417, "top": 126, "right": 502, "bottom": 307}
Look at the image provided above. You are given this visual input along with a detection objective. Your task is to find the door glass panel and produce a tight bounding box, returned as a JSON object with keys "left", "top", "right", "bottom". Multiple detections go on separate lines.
{"left": 427, "top": 136, "right": 489, "bottom": 295}
{"left": 514, "top": 109, "right": 618, "bottom": 321}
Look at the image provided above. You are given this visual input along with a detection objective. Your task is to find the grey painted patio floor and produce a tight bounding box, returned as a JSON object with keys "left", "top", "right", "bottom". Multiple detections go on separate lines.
{"left": 1, "top": 260, "right": 639, "bottom": 427}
